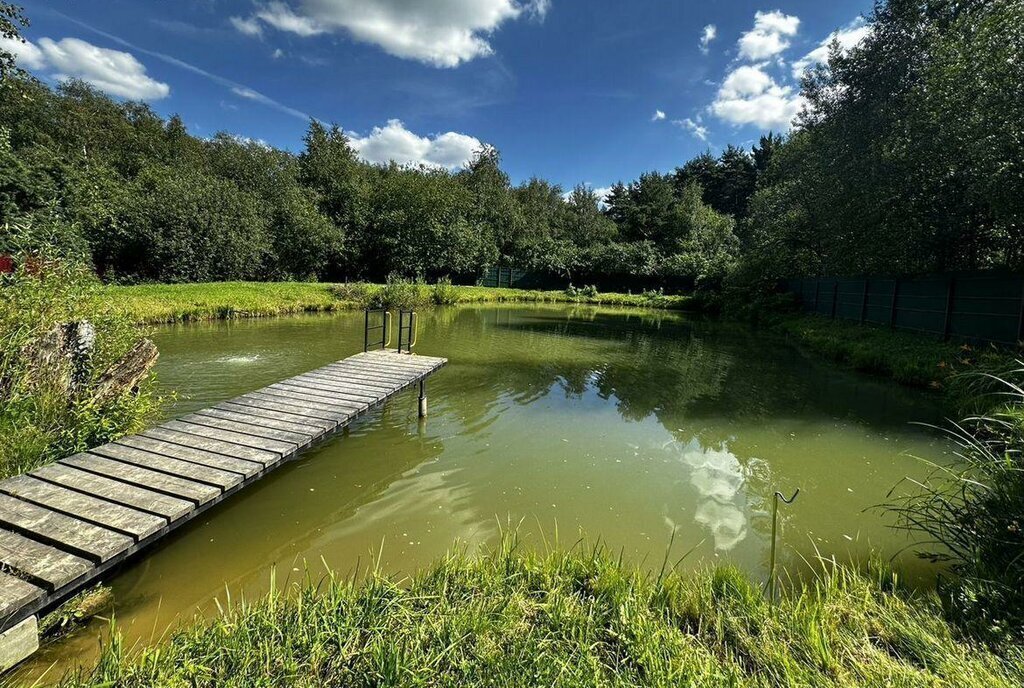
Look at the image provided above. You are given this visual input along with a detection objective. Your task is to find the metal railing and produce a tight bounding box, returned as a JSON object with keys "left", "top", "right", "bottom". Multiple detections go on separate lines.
{"left": 396, "top": 309, "right": 417, "bottom": 354}
{"left": 363, "top": 309, "right": 391, "bottom": 352}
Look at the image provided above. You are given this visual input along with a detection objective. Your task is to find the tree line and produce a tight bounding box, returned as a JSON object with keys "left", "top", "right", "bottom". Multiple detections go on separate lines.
{"left": 1, "top": 0, "right": 1021, "bottom": 295}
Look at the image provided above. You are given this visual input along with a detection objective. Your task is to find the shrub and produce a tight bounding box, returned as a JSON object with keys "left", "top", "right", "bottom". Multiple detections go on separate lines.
{"left": 365, "top": 273, "right": 430, "bottom": 310}
{"left": 431, "top": 276, "right": 459, "bottom": 305}
{"left": 0, "top": 220, "right": 159, "bottom": 478}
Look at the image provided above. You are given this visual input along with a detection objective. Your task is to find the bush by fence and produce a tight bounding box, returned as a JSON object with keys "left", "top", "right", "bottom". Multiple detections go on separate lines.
{"left": 783, "top": 273, "right": 1024, "bottom": 347}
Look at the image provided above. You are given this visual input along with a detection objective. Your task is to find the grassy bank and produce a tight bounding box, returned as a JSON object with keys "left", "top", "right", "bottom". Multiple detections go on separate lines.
{"left": 102, "top": 281, "right": 695, "bottom": 324}
{"left": 774, "top": 315, "right": 1020, "bottom": 410}
{"left": 57, "top": 542, "right": 1022, "bottom": 687}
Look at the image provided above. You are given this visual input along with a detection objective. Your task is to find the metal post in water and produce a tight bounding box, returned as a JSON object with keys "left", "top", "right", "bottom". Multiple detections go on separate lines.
{"left": 418, "top": 379, "right": 427, "bottom": 418}
{"left": 767, "top": 488, "right": 799, "bottom": 604}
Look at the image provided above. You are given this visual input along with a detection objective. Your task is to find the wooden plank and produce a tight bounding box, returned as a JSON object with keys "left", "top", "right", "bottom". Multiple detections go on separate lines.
{"left": 326, "top": 363, "right": 414, "bottom": 381}
{"left": 274, "top": 377, "right": 382, "bottom": 400}
{"left": 270, "top": 381, "right": 379, "bottom": 404}
{"left": 117, "top": 435, "right": 264, "bottom": 479}
{"left": 0, "top": 571, "right": 43, "bottom": 621}
{"left": 286, "top": 375, "right": 390, "bottom": 397}
{"left": 31, "top": 464, "right": 193, "bottom": 521}
{"left": 297, "top": 371, "right": 395, "bottom": 391}
{"left": 0, "top": 529, "right": 91, "bottom": 591}
{"left": 353, "top": 353, "right": 443, "bottom": 372}
{"left": 184, "top": 412, "right": 313, "bottom": 446}
{"left": 327, "top": 366, "right": 425, "bottom": 386}
{"left": 195, "top": 409, "right": 327, "bottom": 436}
{"left": 160, "top": 420, "right": 296, "bottom": 456}
{"left": 0, "top": 476, "right": 165, "bottom": 541}
{"left": 227, "top": 395, "right": 349, "bottom": 424}
{"left": 91, "top": 444, "right": 243, "bottom": 490}
{"left": 253, "top": 388, "right": 367, "bottom": 414}
{"left": 63, "top": 454, "right": 219, "bottom": 505}
{"left": 312, "top": 366, "right": 409, "bottom": 385}
{"left": 216, "top": 401, "right": 337, "bottom": 432}
{"left": 0, "top": 493, "right": 131, "bottom": 563}
{"left": 142, "top": 427, "right": 281, "bottom": 467}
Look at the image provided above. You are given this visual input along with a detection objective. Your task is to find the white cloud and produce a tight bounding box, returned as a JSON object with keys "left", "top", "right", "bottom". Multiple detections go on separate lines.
{"left": 271, "top": 48, "right": 285, "bottom": 59}
{"left": 256, "top": 2, "right": 325, "bottom": 37}
{"left": 8, "top": 36, "right": 170, "bottom": 100}
{"left": 674, "top": 117, "right": 708, "bottom": 141}
{"left": 0, "top": 35, "right": 46, "bottom": 69}
{"left": 232, "top": 0, "right": 546, "bottom": 68}
{"left": 230, "top": 15, "right": 264, "bottom": 37}
{"left": 348, "top": 119, "right": 483, "bottom": 169}
{"left": 737, "top": 10, "right": 799, "bottom": 61}
{"left": 791, "top": 18, "right": 870, "bottom": 78}
{"left": 651, "top": 109, "right": 666, "bottom": 121}
{"left": 699, "top": 24, "right": 717, "bottom": 54}
{"left": 710, "top": 64, "right": 803, "bottom": 130}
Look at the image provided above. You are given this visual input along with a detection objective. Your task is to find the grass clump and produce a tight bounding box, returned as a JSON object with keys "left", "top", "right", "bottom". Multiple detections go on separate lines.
{"left": 0, "top": 222, "right": 159, "bottom": 479}
{"left": 775, "top": 315, "right": 1018, "bottom": 401}
{"left": 58, "top": 540, "right": 1022, "bottom": 687}
{"left": 886, "top": 364, "right": 1024, "bottom": 646}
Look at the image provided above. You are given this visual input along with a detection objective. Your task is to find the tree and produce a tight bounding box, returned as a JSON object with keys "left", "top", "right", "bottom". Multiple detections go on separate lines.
{"left": 0, "top": 3, "right": 29, "bottom": 80}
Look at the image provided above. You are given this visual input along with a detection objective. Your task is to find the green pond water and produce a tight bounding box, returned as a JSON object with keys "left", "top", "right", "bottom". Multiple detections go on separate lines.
{"left": 20, "top": 304, "right": 949, "bottom": 680}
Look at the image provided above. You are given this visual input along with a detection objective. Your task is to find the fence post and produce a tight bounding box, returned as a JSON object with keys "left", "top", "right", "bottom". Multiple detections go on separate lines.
{"left": 860, "top": 279, "right": 869, "bottom": 325}
{"left": 1017, "top": 280, "right": 1024, "bottom": 344}
{"left": 813, "top": 279, "right": 821, "bottom": 313}
{"left": 831, "top": 280, "right": 839, "bottom": 319}
{"left": 889, "top": 278, "right": 900, "bottom": 330}
{"left": 942, "top": 277, "right": 956, "bottom": 341}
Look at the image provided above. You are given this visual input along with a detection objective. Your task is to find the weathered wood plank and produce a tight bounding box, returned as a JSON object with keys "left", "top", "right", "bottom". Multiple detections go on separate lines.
{"left": 197, "top": 409, "right": 325, "bottom": 436}
{"left": 0, "top": 571, "right": 43, "bottom": 622}
{"left": 228, "top": 395, "right": 350, "bottom": 424}
{"left": 253, "top": 388, "right": 367, "bottom": 414}
{"left": 283, "top": 376, "right": 389, "bottom": 398}
{"left": 184, "top": 412, "right": 313, "bottom": 446}
{"left": 62, "top": 454, "right": 219, "bottom": 505}
{"left": 0, "top": 493, "right": 132, "bottom": 563}
{"left": 91, "top": 444, "right": 243, "bottom": 490}
{"left": 311, "top": 367, "right": 408, "bottom": 385}
{"left": 352, "top": 353, "right": 442, "bottom": 372}
{"left": 142, "top": 427, "right": 281, "bottom": 467}
{"left": 326, "top": 362, "right": 414, "bottom": 381}
{"left": 117, "top": 435, "right": 264, "bottom": 479}
{"left": 31, "top": 464, "right": 193, "bottom": 521}
{"left": 216, "top": 401, "right": 337, "bottom": 432}
{"left": 298, "top": 371, "right": 395, "bottom": 391}
{"left": 159, "top": 420, "right": 297, "bottom": 456}
{"left": 269, "top": 381, "right": 379, "bottom": 404}
{"left": 0, "top": 529, "right": 91, "bottom": 591}
{"left": 0, "top": 476, "right": 164, "bottom": 541}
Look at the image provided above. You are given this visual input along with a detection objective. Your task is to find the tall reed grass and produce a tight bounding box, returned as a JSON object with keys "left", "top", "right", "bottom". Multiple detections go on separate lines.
{"left": 54, "top": 537, "right": 1023, "bottom": 687}
{"left": 886, "top": 363, "right": 1024, "bottom": 644}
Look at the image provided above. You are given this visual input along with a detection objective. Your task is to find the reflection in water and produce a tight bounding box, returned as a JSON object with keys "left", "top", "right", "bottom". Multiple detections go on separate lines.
{"left": 15, "top": 304, "right": 949, "bottom": 681}
{"left": 680, "top": 440, "right": 752, "bottom": 551}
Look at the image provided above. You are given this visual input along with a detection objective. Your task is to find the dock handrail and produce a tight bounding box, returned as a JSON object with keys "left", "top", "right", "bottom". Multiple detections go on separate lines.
{"left": 363, "top": 309, "right": 391, "bottom": 352}
{"left": 396, "top": 309, "right": 417, "bottom": 354}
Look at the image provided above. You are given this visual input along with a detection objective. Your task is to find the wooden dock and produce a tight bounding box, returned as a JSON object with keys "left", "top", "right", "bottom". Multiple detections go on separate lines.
{"left": 0, "top": 350, "right": 445, "bottom": 662}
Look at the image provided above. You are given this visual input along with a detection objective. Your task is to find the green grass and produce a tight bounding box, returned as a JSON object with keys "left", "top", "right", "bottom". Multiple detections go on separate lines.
{"left": 55, "top": 539, "right": 1023, "bottom": 687}
{"left": 100, "top": 281, "right": 696, "bottom": 324}
{"left": 774, "top": 315, "right": 1021, "bottom": 409}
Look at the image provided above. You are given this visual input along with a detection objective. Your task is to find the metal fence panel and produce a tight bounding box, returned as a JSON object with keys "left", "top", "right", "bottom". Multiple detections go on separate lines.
{"left": 783, "top": 273, "right": 1024, "bottom": 347}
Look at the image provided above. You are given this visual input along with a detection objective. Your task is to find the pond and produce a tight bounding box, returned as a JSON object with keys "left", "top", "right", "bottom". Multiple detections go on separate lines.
{"left": 20, "top": 304, "right": 948, "bottom": 680}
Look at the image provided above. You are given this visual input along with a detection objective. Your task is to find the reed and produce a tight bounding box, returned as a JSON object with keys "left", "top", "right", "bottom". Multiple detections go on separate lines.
{"left": 54, "top": 537, "right": 1022, "bottom": 687}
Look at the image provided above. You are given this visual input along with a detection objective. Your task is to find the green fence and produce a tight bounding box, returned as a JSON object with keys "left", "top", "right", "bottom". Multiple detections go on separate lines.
{"left": 783, "top": 273, "right": 1024, "bottom": 346}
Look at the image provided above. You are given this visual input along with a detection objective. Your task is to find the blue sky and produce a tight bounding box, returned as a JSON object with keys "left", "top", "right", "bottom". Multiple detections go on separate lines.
{"left": 11, "top": 0, "right": 871, "bottom": 191}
